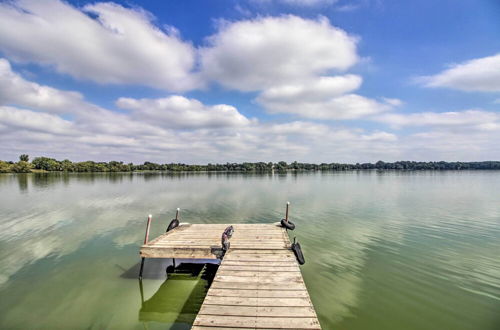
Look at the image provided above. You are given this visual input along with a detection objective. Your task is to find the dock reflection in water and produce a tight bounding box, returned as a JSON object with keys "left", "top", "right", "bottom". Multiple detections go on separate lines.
{"left": 138, "top": 262, "right": 219, "bottom": 328}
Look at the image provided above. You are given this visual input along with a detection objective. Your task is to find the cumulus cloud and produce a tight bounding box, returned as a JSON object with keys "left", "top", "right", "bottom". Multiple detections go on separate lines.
{"left": 361, "top": 131, "right": 397, "bottom": 142}
{"left": 0, "top": 58, "right": 170, "bottom": 137}
{"left": 200, "top": 15, "right": 358, "bottom": 91}
{"left": 370, "top": 109, "right": 500, "bottom": 160}
{"left": 402, "top": 129, "right": 500, "bottom": 161}
{"left": 0, "top": 106, "right": 75, "bottom": 135}
{"left": 375, "top": 110, "right": 500, "bottom": 131}
{"left": 258, "top": 84, "right": 399, "bottom": 119}
{"left": 417, "top": 53, "right": 500, "bottom": 92}
{"left": 117, "top": 96, "right": 252, "bottom": 129}
{"left": 0, "top": 0, "right": 198, "bottom": 91}
{"left": 258, "top": 75, "right": 362, "bottom": 102}
{"left": 0, "top": 58, "right": 84, "bottom": 114}
{"left": 199, "top": 15, "right": 394, "bottom": 121}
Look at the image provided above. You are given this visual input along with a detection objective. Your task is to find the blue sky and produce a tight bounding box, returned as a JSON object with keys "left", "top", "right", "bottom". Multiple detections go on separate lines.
{"left": 0, "top": 0, "right": 499, "bottom": 163}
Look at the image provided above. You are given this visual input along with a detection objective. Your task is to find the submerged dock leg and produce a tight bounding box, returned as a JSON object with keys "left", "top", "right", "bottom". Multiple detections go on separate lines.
{"left": 138, "top": 278, "right": 145, "bottom": 306}
{"left": 139, "top": 257, "right": 145, "bottom": 279}
{"left": 166, "top": 258, "right": 176, "bottom": 274}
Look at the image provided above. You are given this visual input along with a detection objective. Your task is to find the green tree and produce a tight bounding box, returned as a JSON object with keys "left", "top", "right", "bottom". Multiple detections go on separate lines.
{"left": 19, "top": 154, "right": 29, "bottom": 162}
{"left": 11, "top": 161, "right": 32, "bottom": 173}
{"left": 60, "top": 159, "right": 75, "bottom": 172}
{"left": 275, "top": 161, "right": 288, "bottom": 171}
{"left": 32, "top": 157, "right": 61, "bottom": 171}
{"left": 0, "top": 161, "right": 12, "bottom": 173}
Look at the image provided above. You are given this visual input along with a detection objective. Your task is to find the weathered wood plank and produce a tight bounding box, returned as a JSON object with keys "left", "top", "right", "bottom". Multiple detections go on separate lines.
{"left": 152, "top": 238, "right": 286, "bottom": 242}
{"left": 194, "top": 315, "right": 320, "bottom": 329}
{"left": 222, "top": 255, "right": 295, "bottom": 261}
{"left": 255, "top": 316, "right": 321, "bottom": 329}
{"left": 193, "top": 315, "right": 257, "bottom": 328}
{"left": 210, "top": 281, "right": 305, "bottom": 291}
{"left": 199, "top": 305, "right": 317, "bottom": 317}
{"left": 221, "top": 261, "right": 298, "bottom": 266}
{"left": 207, "top": 288, "right": 310, "bottom": 298}
{"left": 219, "top": 265, "right": 299, "bottom": 271}
{"left": 139, "top": 247, "right": 218, "bottom": 259}
{"left": 151, "top": 242, "right": 287, "bottom": 247}
{"left": 217, "top": 270, "right": 301, "bottom": 277}
{"left": 221, "top": 249, "right": 292, "bottom": 254}
{"left": 199, "top": 305, "right": 257, "bottom": 317}
{"left": 203, "top": 296, "right": 312, "bottom": 307}
{"left": 213, "top": 275, "right": 303, "bottom": 284}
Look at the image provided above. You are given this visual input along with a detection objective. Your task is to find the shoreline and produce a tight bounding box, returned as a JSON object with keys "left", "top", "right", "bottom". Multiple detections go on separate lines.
{"left": 2, "top": 157, "right": 500, "bottom": 173}
{"left": 2, "top": 168, "right": 500, "bottom": 175}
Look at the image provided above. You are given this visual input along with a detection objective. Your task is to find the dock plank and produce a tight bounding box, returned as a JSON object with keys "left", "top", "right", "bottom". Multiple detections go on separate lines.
{"left": 207, "top": 288, "right": 309, "bottom": 298}
{"left": 199, "top": 305, "right": 317, "bottom": 317}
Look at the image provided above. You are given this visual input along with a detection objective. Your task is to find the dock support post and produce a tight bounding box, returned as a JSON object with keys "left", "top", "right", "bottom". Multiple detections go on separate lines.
{"left": 139, "top": 214, "right": 153, "bottom": 279}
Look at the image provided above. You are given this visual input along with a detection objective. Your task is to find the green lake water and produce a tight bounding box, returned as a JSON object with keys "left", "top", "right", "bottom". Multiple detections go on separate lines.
{"left": 0, "top": 171, "right": 499, "bottom": 329}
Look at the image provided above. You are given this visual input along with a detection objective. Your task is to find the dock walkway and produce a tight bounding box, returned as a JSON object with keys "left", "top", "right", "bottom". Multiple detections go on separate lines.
{"left": 140, "top": 223, "right": 321, "bottom": 329}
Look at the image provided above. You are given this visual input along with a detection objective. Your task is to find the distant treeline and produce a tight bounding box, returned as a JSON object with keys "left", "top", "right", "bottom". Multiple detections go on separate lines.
{"left": 1, "top": 155, "right": 500, "bottom": 173}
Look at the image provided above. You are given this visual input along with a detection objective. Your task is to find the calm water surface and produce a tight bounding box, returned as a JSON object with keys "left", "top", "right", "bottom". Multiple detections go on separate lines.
{"left": 0, "top": 171, "right": 499, "bottom": 329}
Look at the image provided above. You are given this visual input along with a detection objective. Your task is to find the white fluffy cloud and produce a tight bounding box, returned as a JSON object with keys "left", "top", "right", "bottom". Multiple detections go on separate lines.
{"left": 401, "top": 129, "right": 500, "bottom": 161}
{"left": 262, "top": 93, "right": 397, "bottom": 119}
{"left": 117, "top": 96, "right": 252, "bottom": 129}
{"left": 371, "top": 109, "right": 500, "bottom": 160}
{"left": 198, "top": 15, "right": 398, "bottom": 120}
{"left": 376, "top": 110, "right": 500, "bottom": 130}
{"left": 418, "top": 53, "right": 500, "bottom": 92}
{"left": 257, "top": 75, "right": 399, "bottom": 119}
{"left": 0, "top": 59, "right": 85, "bottom": 114}
{"left": 200, "top": 15, "right": 358, "bottom": 91}
{"left": 258, "top": 75, "right": 362, "bottom": 101}
{"left": 0, "top": 0, "right": 198, "bottom": 91}
{"left": 0, "top": 106, "right": 74, "bottom": 135}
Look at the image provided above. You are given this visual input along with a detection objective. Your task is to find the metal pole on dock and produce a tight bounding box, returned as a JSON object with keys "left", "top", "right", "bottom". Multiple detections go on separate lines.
{"left": 173, "top": 208, "right": 179, "bottom": 270}
{"left": 285, "top": 201, "right": 290, "bottom": 223}
{"left": 144, "top": 214, "right": 153, "bottom": 244}
{"left": 139, "top": 214, "right": 153, "bottom": 279}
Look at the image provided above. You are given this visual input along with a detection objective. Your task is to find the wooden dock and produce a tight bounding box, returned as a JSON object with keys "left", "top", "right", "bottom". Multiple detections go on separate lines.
{"left": 140, "top": 223, "right": 321, "bottom": 329}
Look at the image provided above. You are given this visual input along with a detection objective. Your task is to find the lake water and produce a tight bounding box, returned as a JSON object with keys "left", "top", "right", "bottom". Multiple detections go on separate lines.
{"left": 0, "top": 171, "right": 499, "bottom": 329}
